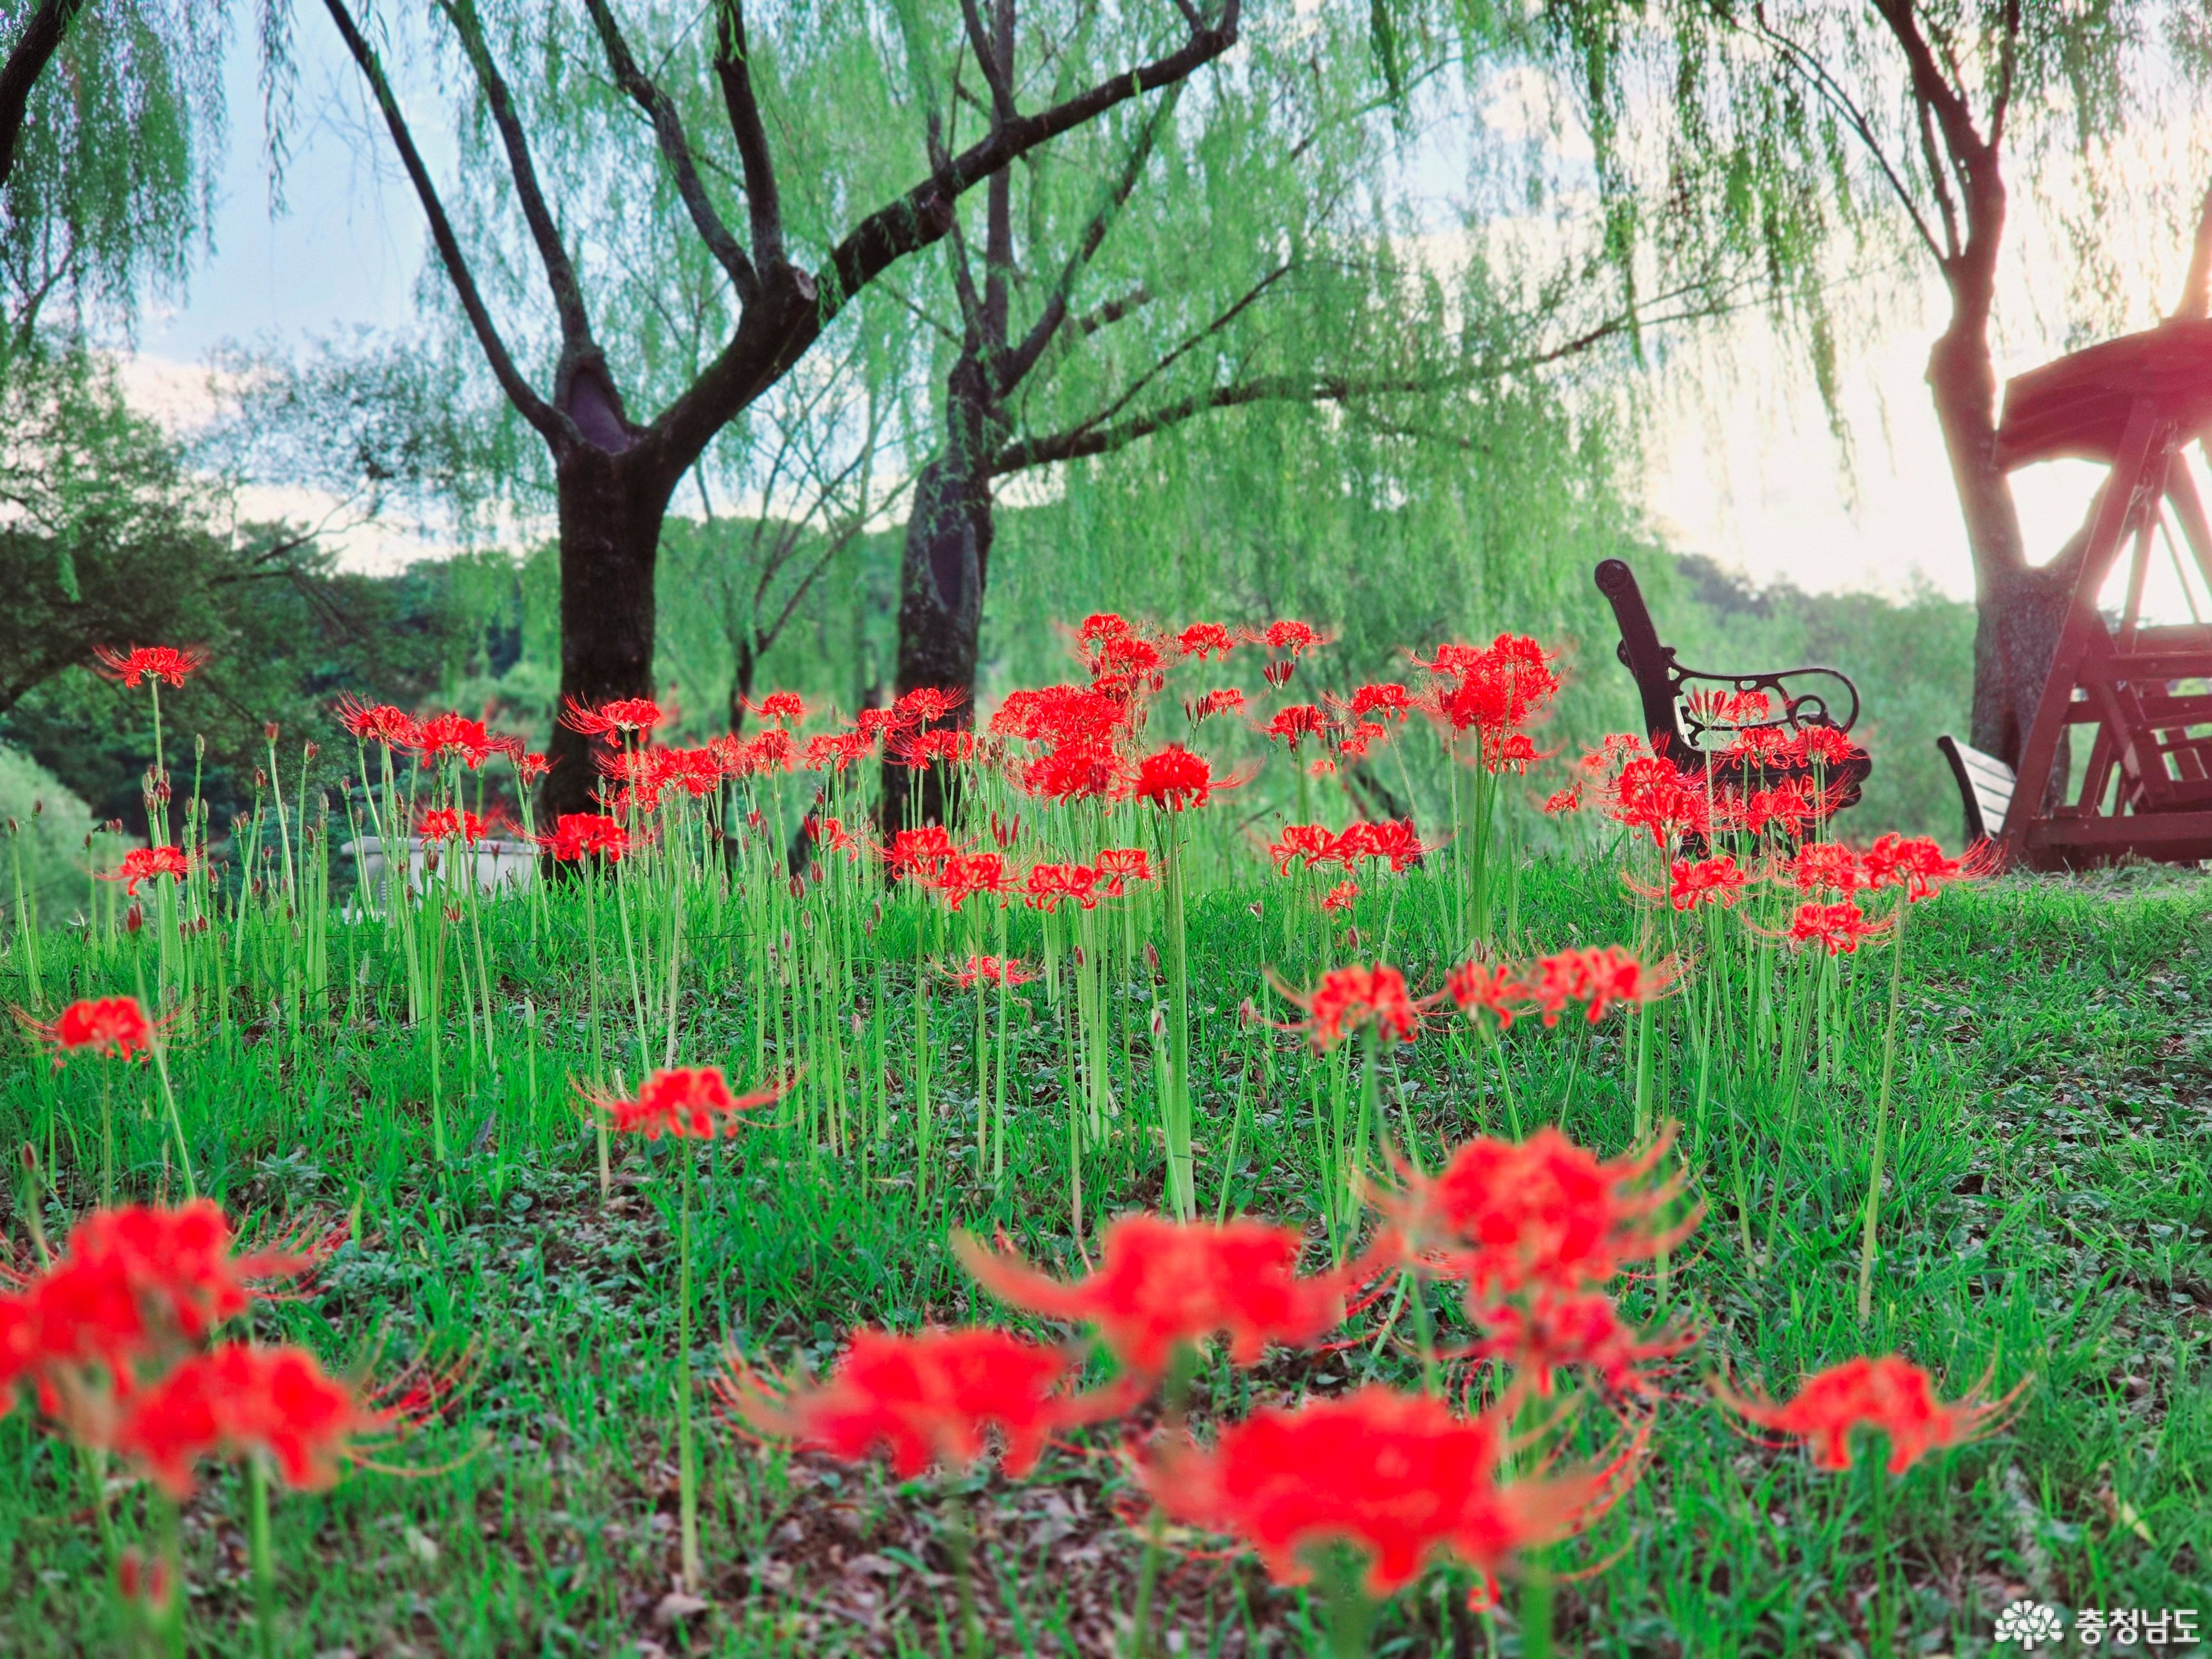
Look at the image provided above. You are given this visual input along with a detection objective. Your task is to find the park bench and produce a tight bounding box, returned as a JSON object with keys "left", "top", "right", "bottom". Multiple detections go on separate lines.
{"left": 1593, "top": 557, "right": 1871, "bottom": 812}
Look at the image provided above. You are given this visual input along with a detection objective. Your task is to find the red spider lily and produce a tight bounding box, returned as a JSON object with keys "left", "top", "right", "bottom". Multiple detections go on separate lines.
{"left": 416, "top": 807, "right": 486, "bottom": 845}
{"left": 1089, "top": 632, "right": 1165, "bottom": 686}
{"left": 1277, "top": 963, "right": 1434, "bottom": 1051}
{"left": 334, "top": 696, "right": 420, "bottom": 749}
{"left": 515, "top": 750, "right": 553, "bottom": 784}
{"left": 853, "top": 707, "right": 907, "bottom": 740}
{"left": 1142, "top": 1385, "right": 1616, "bottom": 1600}
{"left": 950, "top": 954, "right": 1037, "bottom": 991}
{"left": 1669, "top": 854, "right": 1747, "bottom": 910}
{"left": 1129, "top": 745, "right": 1240, "bottom": 811}
{"left": 16, "top": 995, "right": 165, "bottom": 1065}
{"left": 890, "top": 727, "right": 978, "bottom": 770}
{"left": 93, "top": 645, "right": 206, "bottom": 690}
{"left": 805, "top": 815, "right": 859, "bottom": 861}
{"left": 929, "top": 851, "right": 1011, "bottom": 911}
{"left": 993, "top": 684, "right": 1129, "bottom": 745}
{"left": 1371, "top": 1128, "right": 1695, "bottom": 1297}
{"left": 100, "top": 846, "right": 190, "bottom": 896}
{"left": 1345, "top": 682, "right": 1411, "bottom": 721}
{"left": 660, "top": 746, "right": 727, "bottom": 799}
{"left": 1742, "top": 775, "right": 1824, "bottom": 837}
{"left": 1543, "top": 786, "right": 1583, "bottom": 815}
{"left": 559, "top": 696, "right": 667, "bottom": 739}
{"left": 413, "top": 712, "right": 504, "bottom": 769}
{"left": 745, "top": 690, "right": 808, "bottom": 726}
{"left": 113, "top": 1342, "right": 393, "bottom": 1497}
{"left": 1794, "top": 724, "right": 1863, "bottom": 768}
{"left": 956, "top": 1214, "right": 1349, "bottom": 1375}
{"left": 1603, "top": 754, "right": 1709, "bottom": 848}
{"left": 1786, "top": 899, "right": 1889, "bottom": 956}
{"left": 1777, "top": 841, "right": 1863, "bottom": 895}
{"left": 892, "top": 686, "right": 967, "bottom": 726}
{"left": 1721, "top": 723, "right": 1793, "bottom": 765}
{"left": 802, "top": 731, "right": 873, "bottom": 773}
{"left": 1445, "top": 961, "right": 1532, "bottom": 1031}
{"left": 1, "top": 1202, "right": 316, "bottom": 1408}
{"left": 1524, "top": 947, "right": 1679, "bottom": 1026}
{"left": 536, "top": 813, "right": 630, "bottom": 863}
{"left": 1333, "top": 719, "right": 1391, "bottom": 763}
{"left": 1353, "top": 818, "right": 1434, "bottom": 873}
{"left": 1248, "top": 619, "right": 1331, "bottom": 658}
{"left": 587, "top": 1066, "right": 785, "bottom": 1140}
{"left": 1861, "top": 832, "right": 1990, "bottom": 901}
{"left": 1021, "top": 741, "right": 1122, "bottom": 802}
{"left": 1266, "top": 823, "right": 1339, "bottom": 874}
{"left": 1022, "top": 862, "right": 1100, "bottom": 911}
{"left": 724, "top": 1327, "right": 1102, "bottom": 1480}
{"left": 1261, "top": 704, "right": 1329, "bottom": 748}
{"left": 1714, "top": 1354, "right": 2025, "bottom": 1474}
{"left": 1415, "top": 634, "right": 1561, "bottom": 753}
{"left": 1095, "top": 847, "right": 1155, "bottom": 894}
{"left": 1320, "top": 880, "right": 1360, "bottom": 912}
{"left": 736, "top": 728, "right": 799, "bottom": 775}
{"left": 879, "top": 826, "right": 957, "bottom": 882}
{"left": 1078, "top": 612, "right": 1131, "bottom": 645}
{"left": 1261, "top": 659, "right": 1297, "bottom": 688}
{"left": 1685, "top": 688, "right": 1773, "bottom": 727}
{"left": 1176, "top": 622, "right": 1237, "bottom": 661}
{"left": 1467, "top": 1289, "right": 1694, "bottom": 1400}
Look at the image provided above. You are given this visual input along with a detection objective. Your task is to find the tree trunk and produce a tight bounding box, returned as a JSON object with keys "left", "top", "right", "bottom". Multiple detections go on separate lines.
{"left": 545, "top": 446, "right": 673, "bottom": 818}
{"left": 1926, "top": 276, "right": 2077, "bottom": 790}
{"left": 882, "top": 358, "right": 1000, "bottom": 830}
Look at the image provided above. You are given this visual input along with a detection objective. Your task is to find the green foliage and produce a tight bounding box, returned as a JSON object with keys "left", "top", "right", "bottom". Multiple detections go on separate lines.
{"left": 0, "top": 747, "right": 93, "bottom": 916}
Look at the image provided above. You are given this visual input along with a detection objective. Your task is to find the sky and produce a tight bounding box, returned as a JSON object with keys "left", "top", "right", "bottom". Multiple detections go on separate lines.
{"left": 117, "top": 17, "right": 2212, "bottom": 625}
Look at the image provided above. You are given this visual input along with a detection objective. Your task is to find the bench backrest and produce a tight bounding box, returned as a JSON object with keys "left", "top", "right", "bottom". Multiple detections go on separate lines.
{"left": 1936, "top": 735, "right": 2016, "bottom": 844}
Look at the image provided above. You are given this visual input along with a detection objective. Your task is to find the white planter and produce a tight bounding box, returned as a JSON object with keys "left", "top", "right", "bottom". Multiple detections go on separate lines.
{"left": 341, "top": 835, "right": 539, "bottom": 902}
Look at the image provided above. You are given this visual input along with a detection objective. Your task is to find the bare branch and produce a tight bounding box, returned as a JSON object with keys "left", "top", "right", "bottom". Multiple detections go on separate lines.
{"left": 1066, "top": 258, "right": 1293, "bottom": 440}
{"left": 585, "top": 0, "right": 759, "bottom": 303}
{"left": 1077, "top": 284, "right": 1152, "bottom": 337}
{"left": 958, "top": 0, "right": 1018, "bottom": 127}
{"left": 2173, "top": 181, "right": 2212, "bottom": 321}
{"left": 319, "top": 0, "right": 564, "bottom": 442}
{"left": 441, "top": 0, "right": 594, "bottom": 349}
{"left": 712, "top": 0, "right": 786, "bottom": 270}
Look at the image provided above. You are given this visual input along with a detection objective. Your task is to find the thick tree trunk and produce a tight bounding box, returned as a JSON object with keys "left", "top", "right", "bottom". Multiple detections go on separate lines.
{"left": 1925, "top": 263, "right": 2079, "bottom": 790}
{"left": 882, "top": 358, "right": 1000, "bottom": 830}
{"left": 544, "top": 447, "right": 673, "bottom": 818}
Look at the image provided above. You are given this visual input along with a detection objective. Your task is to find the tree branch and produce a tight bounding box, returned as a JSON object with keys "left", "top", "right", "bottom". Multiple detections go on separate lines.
{"left": 319, "top": 0, "right": 565, "bottom": 443}
{"left": 820, "top": 2, "right": 1239, "bottom": 320}
{"left": 1077, "top": 284, "right": 1152, "bottom": 337}
{"left": 2173, "top": 181, "right": 2212, "bottom": 322}
{"left": 712, "top": 0, "right": 786, "bottom": 270}
{"left": 441, "top": 0, "right": 594, "bottom": 351}
{"left": 0, "top": 0, "right": 85, "bottom": 185}
{"left": 585, "top": 0, "right": 759, "bottom": 304}
{"left": 1000, "top": 85, "right": 1179, "bottom": 392}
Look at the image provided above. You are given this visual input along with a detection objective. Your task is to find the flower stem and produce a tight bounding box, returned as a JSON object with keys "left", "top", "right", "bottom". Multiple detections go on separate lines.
{"left": 1857, "top": 900, "right": 1908, "bottom": 1326}
{"left": 249, "top": 1454, "right": 277, "bottom": 1659}
{"left": 676, "top": 1147, "right": 702, "bottom": 1589}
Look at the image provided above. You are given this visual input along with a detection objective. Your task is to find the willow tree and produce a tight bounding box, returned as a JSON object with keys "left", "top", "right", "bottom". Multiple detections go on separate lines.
{"left": 1452, "top": 0, "right": 2208, "bottom": 769}
{"left": 309, "top": 0, "right": 1240, "bottom": 813}
{"left": 870, "top": 1, "right": 1759, "bottom": 819}
{"left": 1, "top": 0, "right": 233, "bottom": 353}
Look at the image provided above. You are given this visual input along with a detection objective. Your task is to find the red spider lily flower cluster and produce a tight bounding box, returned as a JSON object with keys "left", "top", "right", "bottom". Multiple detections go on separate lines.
{"left": 1861, "top": 832, "right": 1991, "bottom": 900}
{"left": 114, "top": 1343, "right": 391, "bottom": 1497}
{"left": 956, "top": 1214, "right": 1352, "bottom": 1376}
{"left": 1320, "top": 880, "right": 1360, "bottom": 912}
{"left": 927, "top": 851, "right": 1011, "bottom": 910}
{"left": 1176, "top": 622, "right": 1237, "bottom": 660}
{"left": 335, "top": 696, "right": 421, "bottom": 750}
{"left": 100, "top": 846, "right": 191, "bottom": 896}
{"left": 878, "top": 825, "right": 957, "bottom": 883}
{"left": 1266, "top": 819, "right": 1436, "bottom": 877}
{"left": 0, "top": 1202, "right": 408, "bottom": 1499}
{"left": 1142, "top": 1386, "right": 1619, "bottom": 1602}
{"left": 1129, "top": 744, "right": 1243, "bottom": 811}
{"left": 1656, "top": 854, "right": 1748, "bottom": 911}
{"left": 416, "top": 807, "right": 488, "bottom": 845}
{"left": 16, "top": 994, "right": 166, "bottom": 1065}
{"left": 93, "top": 645, "right": 207, "bottom": 689}
{"left": 1714, "top": 1354, "right": 2025, "bottom": 1474}
{"left": 745, "top": 690, "right": 808, "bottom": 726}
{"left": 1370, "top": 1128, "right": 1700, "bottom": 1407}
{"left": 1185, "top": 686, "right": 1247, "bottom": 722}
{"left": 950, "top": 954, "right": 1037, "bottom": 990}
{"left": 1444, "top": 946, "right": 1679, "bottom": 1029}
{"left": 1785, "top": 899, "right": 1891, "bottom": 956}
{"left": 1276, "top": 962, "right": 1436, "bottom": 1051}
{"left": 414, "top": 712, "right": 517, "bottom": 770}
{"left": 560, "top": 695, "right": 669, "bottom": 739}
{"left": 587, "top": 1066, "right": 785, "bottom": 1140}
{"left": 1411, "top": 634, "right": 1561, "bottom": 768}
{"left": 537, "top": 812, "right": 630, "bottom": 863}
{"left": 1247, "top": 619, "right": 1332, "bottom": 686}
{"left": 723, "top": 1327, "right": 1105, "bottom": 1480}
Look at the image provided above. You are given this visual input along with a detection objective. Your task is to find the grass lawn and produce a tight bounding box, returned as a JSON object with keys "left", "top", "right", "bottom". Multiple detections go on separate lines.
{"left": 2, "top": 843, "right": 2208, "bottom": 1657}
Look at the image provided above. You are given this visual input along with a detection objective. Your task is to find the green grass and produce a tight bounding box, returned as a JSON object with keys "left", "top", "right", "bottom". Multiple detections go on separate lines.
{"left": 2, "top": 851, "right": 2208, "bottom": 1657}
